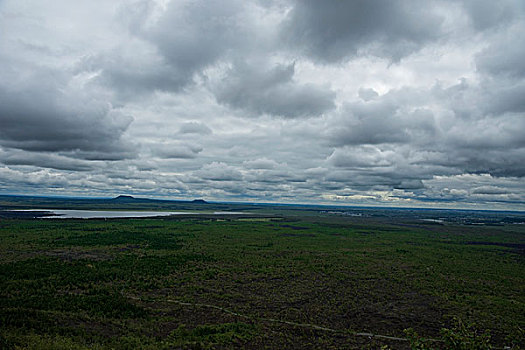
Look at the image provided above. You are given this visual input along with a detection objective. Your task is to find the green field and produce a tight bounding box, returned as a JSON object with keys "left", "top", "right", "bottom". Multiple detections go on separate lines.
{"left": 0, "top": 214, "right": 524, "bottom": 349}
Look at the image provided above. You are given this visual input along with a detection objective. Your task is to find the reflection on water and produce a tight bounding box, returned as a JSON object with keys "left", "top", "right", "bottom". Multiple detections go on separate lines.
{"left": 12, "top": 209, "right": 244, "bottom": 218}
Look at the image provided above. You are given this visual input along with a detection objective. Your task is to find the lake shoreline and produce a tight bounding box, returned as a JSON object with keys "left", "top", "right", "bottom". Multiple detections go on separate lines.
{"left": 5, "top": 209, "right": 247, "bottom": 219}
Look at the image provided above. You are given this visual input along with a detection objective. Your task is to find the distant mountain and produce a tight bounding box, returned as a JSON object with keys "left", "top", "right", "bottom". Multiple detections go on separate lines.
{"left": 112, "top": 195, "right": 135, "bottom": 201}
{"left": 192, "top": 199, "right": 208, "bottom": 204}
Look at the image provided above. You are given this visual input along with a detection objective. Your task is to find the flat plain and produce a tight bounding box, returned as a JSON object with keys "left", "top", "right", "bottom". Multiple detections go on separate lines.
{"left": 0, "top": 198, "right": 524, "bottom": 349}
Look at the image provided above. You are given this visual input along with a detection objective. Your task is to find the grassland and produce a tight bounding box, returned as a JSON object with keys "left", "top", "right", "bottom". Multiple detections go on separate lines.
{"left": 0, "top": 212, "right": 524, "bottom": 349}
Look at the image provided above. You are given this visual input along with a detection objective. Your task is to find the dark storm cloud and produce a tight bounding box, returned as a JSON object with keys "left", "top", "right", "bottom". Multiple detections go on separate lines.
{"left": 282, "top": 0, "right": 444, "bottom": 62}
{"left": 149, "top": 0, "right": 244, "bottom": 76}
{"left": 0, "top": 58, "right": 135, "bottom": 160}
{"left": 100, "top": 0, "right": 251, "bottom": 95}
{"left": 214, "top": 62, "right": 335, "bottom": 118}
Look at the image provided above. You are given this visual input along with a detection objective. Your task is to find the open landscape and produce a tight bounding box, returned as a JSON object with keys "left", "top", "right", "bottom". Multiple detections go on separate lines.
{"left": 2, "top": 1, "right": 525, "bottom": 349}
{"left": 1, "top": 195, "right": 523, "bottom": 349}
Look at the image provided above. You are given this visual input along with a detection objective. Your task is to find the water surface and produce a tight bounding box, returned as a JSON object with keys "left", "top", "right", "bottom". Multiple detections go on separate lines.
{"left": 12, "top": 209, "right": 244, "bottom": 218}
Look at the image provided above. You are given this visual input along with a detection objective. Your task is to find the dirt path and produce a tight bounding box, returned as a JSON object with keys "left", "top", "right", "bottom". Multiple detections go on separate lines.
{"left": 127, "top": 295, "right": 444, "bottom": 344}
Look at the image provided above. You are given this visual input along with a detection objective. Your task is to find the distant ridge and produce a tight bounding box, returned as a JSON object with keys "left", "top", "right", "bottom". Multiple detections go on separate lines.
{"left": 110, "top": 195, "right": 209, "bottom": 204}
{"left": 112, "top": 195, "right": 135, "bottom": 201}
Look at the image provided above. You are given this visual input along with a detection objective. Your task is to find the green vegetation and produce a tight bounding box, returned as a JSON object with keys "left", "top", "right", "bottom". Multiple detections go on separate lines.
{"left": 0, "top": 215, "right": 523, "bottom": 349}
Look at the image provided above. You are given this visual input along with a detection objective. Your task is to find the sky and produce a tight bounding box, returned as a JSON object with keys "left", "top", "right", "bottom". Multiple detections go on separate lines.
{"left": 0, "top": 0, "right": 524, "bottom": 210}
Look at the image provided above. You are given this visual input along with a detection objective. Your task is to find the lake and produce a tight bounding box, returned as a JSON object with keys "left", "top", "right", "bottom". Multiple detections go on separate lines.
{"left": 11, "top": 209, "right": 245, "bottom": 219}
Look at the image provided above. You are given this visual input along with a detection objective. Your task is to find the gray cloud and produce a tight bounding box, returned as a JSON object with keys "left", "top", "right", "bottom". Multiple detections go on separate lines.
{"left": 148, "top": 0, "right": 245, "bottom": 77}
{"left": 358, "top": 88, "right": 379, "bottom": 102}
{"left": 213, "top": 62, "right": 335, "bottom": 118}
{"left": 323, "top": 75, "right": 525, "bottom": 193}
{"left": 282, "top": 0, "right": 444, "bottom": 62}
{"left": 472, "top": 186, "right": 509, "bottom": 195}
{"left": 394, "top": 179, "right": 425, "bottom": 190}
{"left": 0, "top": 149, "right": 95, "bottom": 171}
{"left": 179, "top": 122, "right": 212, "bottom": 135}
{"left": 98, "top": 0, "right": 253, "bottom": 95}
{"left": 421, "top": 174, "right": 525, "bottom": 206}
{"left": 87, "top": 49, "right": 189, "bottom": 99}
{"left": 0, "top": 0, "right": 523, "bottom": 210}
{"left": 327, "top": 94, "right": 436, "bottom": 146}
{"left": 486, "top": 82, "right": 525, "bottom": 114}
{"left": 154, "top": 143, "right": 203, "bottom": 159}
{"left": 475, "top": 24, "right": 525, "bottom": 79}
{"left": 0, "top": 54, "right": 135, "bottom": 160}
{"left": 461, "top": 0, "right": 523, "bottom": 31}
{"left": 243, "top": 158, "right": 279, "bottom": 170}
{"left": 328, "top": 147, "right": 394, "bottom": 168}
{"left": 195, "top": 162, "right": 243, "bottom": 182}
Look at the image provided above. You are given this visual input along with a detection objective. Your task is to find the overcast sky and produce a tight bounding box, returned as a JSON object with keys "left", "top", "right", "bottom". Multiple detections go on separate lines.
{"left": 1, "top": 0, "right": 524, "bottom": 210}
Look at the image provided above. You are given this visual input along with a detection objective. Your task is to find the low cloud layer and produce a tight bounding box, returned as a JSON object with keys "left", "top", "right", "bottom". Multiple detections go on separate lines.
{"left": 0, "top": 0, "right": 523, "bottom": 210}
